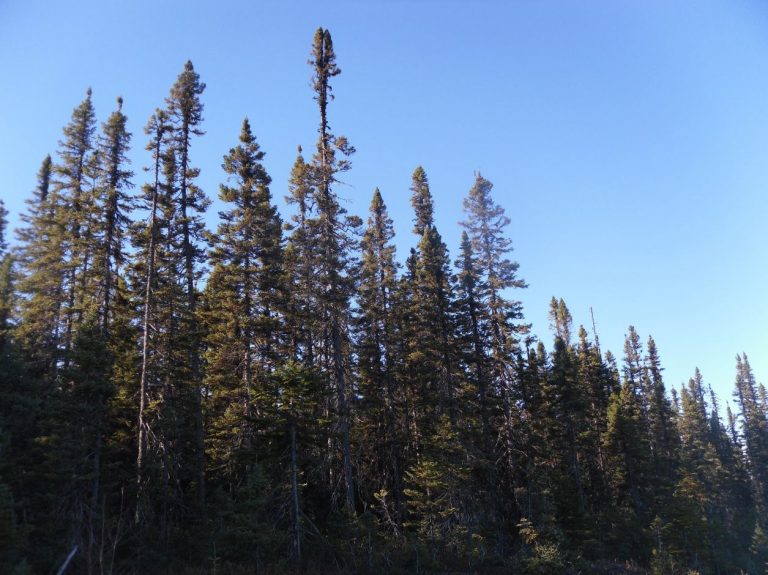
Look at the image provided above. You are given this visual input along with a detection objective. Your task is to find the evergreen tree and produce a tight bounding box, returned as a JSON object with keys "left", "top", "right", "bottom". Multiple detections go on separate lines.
{"left": 454, "top": 231, "right": 491, "bottom": 445}
{"left": 94, "top": 96, "right": 133, "bottom": 336}
{"left": 165, "top": 60, "right": 209, "bottom": 513}
{"left": 410, "top": 166, "right": 433, "bottom": 237}
{"left": 459, "top": 172, "right": 527, "bottom": 549}
{"left": 307, "top": 27, "right": 358, "bottom": 510}
{"left": 16, "top": 155, "right": 66, "bottom": 377}
{"left": 204, "top": 117, "right": 282, "bottom": 495}
{"left": 734, "top": 354, "right": 768, "bottom": 511}
{"left": 545, "top": 298, "right": 590, "bottom": 545}
{"left": 54, "top": 88, "right": 99, "bottom": 366}
{"left": 643, "top": 336, "right": 679, "bottom": 503}
{"left": 602, "top": 378, "right": 652, "bottom": 559}
{"left": 354, "top": 188, "right": 402, "bottom": 516}
{"left": 284, "top": 147, "right": 318, "bottom": 365}
{"left": 460, "top": 173, "right": 527, "bottom": 434}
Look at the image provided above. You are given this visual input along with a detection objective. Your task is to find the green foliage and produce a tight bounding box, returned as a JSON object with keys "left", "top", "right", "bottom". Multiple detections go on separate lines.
{"left": 2, "top": 27, "right": 763, "bottom": 575}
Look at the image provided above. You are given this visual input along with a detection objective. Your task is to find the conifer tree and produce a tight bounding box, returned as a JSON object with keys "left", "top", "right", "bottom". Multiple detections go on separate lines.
{"left": 16, "top": 155, "right": 65, "bottom": 378}
{"left": 355, "top": 188, "right": 402, "bottom": 511}
{"left": 454, "top": 231, "right": 491, "bottom": 444}
{"left": 410, "top": 166, "right": 433, "bottom": 237}
{"left": 602, "top": 379, "right": 652, "bottom": 558}
{"left": 622, "top": 325, "right": 644, "bottom": 396}
{"left": 307, "top": 27, "right": 358, "bottom": 510}
{"left": 204, "top": 117, "right": 282, "bottom": 493}
{"left": 643, "top": 336, "right": 679, "bottom": 500}
{"left": 734, "top": 353, "right": 768, "bottom": 510}
{"left": 401, "top": 167, "right": 459, "bottom": 442}
{"left": 545, "top": 298, "right": 590, "bottom": 541}
{"left": 284, "top": 147, "right": 318, "bottom": 364}
{"left": 95, "top": 96, "right": 133, "bottom": 336}
{"left": 54, "top": 88, "right": 99, "bottom": 366}
{"left": 459, "top": 173, "right": 527, "bottom": 530}
{"left": 165, "top": 60, "right": 209, "bottom": 512}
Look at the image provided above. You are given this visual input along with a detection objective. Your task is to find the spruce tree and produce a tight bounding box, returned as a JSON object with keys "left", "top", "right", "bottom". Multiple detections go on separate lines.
{"left": 307, "top": 27, "right": 358, "bottom": 510}
{"left": 401, "top": 167, "right": 459, "bottom": 443}
{"left": 95, "top": 96, "right": 133, "bottom": 336}
{"left": 284, "top": 147, "right": 319, "bottom": 364}
{"left": 165, "top": 60, "right": 209, "bottom": 513}
{"left": 454, "top": 231, "right": 491, "bottom": 445}
{"left": 546, "top": 298, "right": 590, "bottom": 543}
{"left": 204, "top": 117, "right": 282, "bottom": 494}
{"left": 459, "top": 172, "right": 527, "bottom": 539}
{"left": 643, "top": 336, "right": 679, "bottom": 502}
{"left": 54, "top": 88, "right": 99, "bottom": 366}
{"left": 410, "top": 166, "right": 433, "bottom": 237}
{"left": 734, "top": 354, "right": 768, "bottom": 511}
{"left": 354, "top": 188, "right": 402, "bottom": 513}
{"left": 16, "top": 155, "right": 67, "bottom": 379}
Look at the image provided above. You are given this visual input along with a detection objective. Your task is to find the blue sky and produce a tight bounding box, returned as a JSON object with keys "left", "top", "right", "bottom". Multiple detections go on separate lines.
{"left": 1, "top": 0, "right": 766, "bottom": 403}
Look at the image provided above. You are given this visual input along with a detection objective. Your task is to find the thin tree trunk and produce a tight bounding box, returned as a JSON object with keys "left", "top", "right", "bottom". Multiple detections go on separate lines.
{"left": 178, "top": 121, "right": 205, "bottom": 513}
{"left": 290, "top": 419, "right": 302, "bottom": 561}
{"left": 136, "top": 130, "right": 161, "bottom": 523}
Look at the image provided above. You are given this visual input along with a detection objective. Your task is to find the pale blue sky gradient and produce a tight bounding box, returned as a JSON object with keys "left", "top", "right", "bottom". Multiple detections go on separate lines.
{"left": 1, "top": 0, "right": 766, "bottom": 403}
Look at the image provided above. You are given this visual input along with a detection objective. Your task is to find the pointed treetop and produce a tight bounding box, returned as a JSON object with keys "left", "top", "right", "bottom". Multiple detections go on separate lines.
{"left": 370, "top": 187, "right": 384, "bottom": 210}
{"left": 240, "top": 116, "right": 253, "bottom": 142}
{"left": 548, "top": 297, "right": 572, "bottom": 343}
{"left": 410, "top": 165, "right": 434, "bottom": 236}
{"left": 168, "top": 60, "right": 206, "bottom": 126}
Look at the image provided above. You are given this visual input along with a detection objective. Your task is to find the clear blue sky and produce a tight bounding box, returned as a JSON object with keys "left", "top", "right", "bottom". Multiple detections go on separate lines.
{"left": 1, "top": 0, "right": 766, "bottom": 404}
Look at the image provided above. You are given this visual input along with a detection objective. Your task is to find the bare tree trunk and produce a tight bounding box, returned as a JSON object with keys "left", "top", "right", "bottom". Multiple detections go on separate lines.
{"left": 136, "top": 123, "right": 162, "bottom": 523}
{"left": 290, "top": 419, "right": 302, "bottom": 561}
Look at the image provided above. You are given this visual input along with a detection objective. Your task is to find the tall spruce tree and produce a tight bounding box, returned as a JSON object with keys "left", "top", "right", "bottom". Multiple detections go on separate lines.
{"left": 95, "top": 97, "right": 133, "bottom": 336}
{"left": 734, "top": 354, "right": 768, "bottom": 512}
{"left": 204, "top": 117, "right": 282, "bottom": 493}
{"left": 454, "top": 230, "right": 491, "bottom": 445}
{"left": 284, "top": 147, "right": 320, "bottom": 365}
{"left": 15, "top": 157, "right": 64, "bottom": 377}
{"left": 165, "top": 60, "right": 209, "bottom": 513}
{"left": 402, "top": 166, "right": 458, "bottom": 436}
{"left": 459, "top": 173, "right": 527, "bottom": 526}
{"left": 307, "top": 27, "right": 358, "bottom": 510}
{"left": 54, "top": 88, "right": 99, "bottom": 366}
{"left": 354, "top": 188, "right": 402, "bottom": 513}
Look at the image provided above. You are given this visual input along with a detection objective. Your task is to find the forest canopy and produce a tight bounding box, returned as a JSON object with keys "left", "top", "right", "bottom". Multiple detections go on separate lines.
{"left": 0, "top": 27, "right": 766, "bottom": 575}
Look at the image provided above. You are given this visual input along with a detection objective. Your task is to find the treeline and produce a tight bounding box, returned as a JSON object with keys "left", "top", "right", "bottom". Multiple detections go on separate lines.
{"left": 0, "top": 28, "right": 766, "bottom": 575}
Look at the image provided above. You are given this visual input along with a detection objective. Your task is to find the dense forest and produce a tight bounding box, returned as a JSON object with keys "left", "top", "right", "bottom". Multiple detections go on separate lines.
{"left": 0, "top": 28, "right": 766, "bottom": 574}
